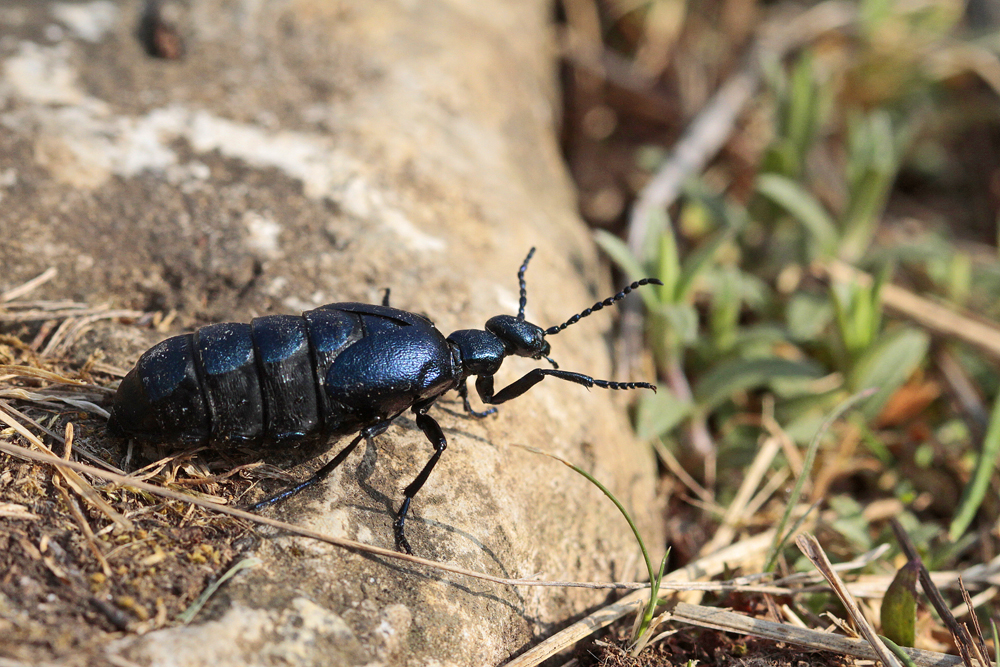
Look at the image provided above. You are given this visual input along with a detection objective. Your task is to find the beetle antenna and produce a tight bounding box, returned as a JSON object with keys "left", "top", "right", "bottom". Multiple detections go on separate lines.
{"left": 516, "top": 247, "right": 535, "bottom": 320}
{"left": 544, "top": 278, "right": 663, "bottom": 336}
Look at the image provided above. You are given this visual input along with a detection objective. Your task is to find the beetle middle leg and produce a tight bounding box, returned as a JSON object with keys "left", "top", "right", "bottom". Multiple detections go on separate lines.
{"left": 393, "top": 404, "right": 449, "bottom": 554}
{"left": 457, "top": 379, "right": 497, "bottom": 418}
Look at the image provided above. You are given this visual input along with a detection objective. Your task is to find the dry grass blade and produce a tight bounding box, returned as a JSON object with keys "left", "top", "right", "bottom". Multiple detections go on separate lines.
{"left": 770, "top": 543, "right": 891, "bottom": 589}
{"left": 951, "top": 586, "right": 1000, "bottom": 620}
{"left": 0, "top": 267, "right": 57, "bottom": 303}
{"left": 651, "top": 438, "right": 715, "bottom": 506}
{"left": 52, "top": 474, "right": 112, "bottom": 577}
{"left": 504, "top": 531, "right": 777, "bottom": 666}
{"left": 959, "top": 577, "right": 991, "bottom": 664}
{"left": 0, "top": 439, "right": 682, "bottom": 592}
{"left": 0, "top": 404, "right": 132, "bottom": 530}
{"left": 39, "top": 310, "right": 146, "bottom": 357}
{"left": 0, "top": 305, "right": 144, "bottom": 324}
{"left": 0, "top": 388, "right": 110, "bottom": 417}
{"left": 847, "top": 558, "right": 1000, "bottom": 600}
{"left": 668, "top": 602, "right": 963, "bottom": 667}
{"left": 0, "top": 364, "right": 113, "bottom": 391}
{"left": 699, "top": 434, "right": 782, "bottom": 556}
{"left": 0, "top": 400, "right": 122, "bottom": 472}
{"left": 0, "top": 502, "right": 40, "bottom": 520}
{"left": 796, "top": 533, "right": 903, "bottom": 667}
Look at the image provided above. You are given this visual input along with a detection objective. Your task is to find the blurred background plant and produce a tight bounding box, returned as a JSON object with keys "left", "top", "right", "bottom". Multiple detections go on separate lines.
{"left": 557, "top": 0, "right": 1000, "bottom": 657}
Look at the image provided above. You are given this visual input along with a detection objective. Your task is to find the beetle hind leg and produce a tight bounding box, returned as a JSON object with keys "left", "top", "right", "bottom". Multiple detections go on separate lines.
{"left": 247, "top": 427, "right": 374, "bottom": 511}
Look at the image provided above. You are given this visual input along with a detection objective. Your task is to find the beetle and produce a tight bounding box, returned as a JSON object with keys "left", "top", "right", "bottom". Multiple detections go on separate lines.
{"left": 108, "top": 248, "right": 661, "bottom": 553}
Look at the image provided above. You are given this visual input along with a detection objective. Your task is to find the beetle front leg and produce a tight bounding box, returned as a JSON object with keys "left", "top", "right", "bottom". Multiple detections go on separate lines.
{"left": 475, "top": 368, "right": 591, "bottom": 405}
{"left": 476, "top": 369, "right": 656, "bottom": 405}
{"left": 394, "top": 408, "right": 448, "bottom": 555}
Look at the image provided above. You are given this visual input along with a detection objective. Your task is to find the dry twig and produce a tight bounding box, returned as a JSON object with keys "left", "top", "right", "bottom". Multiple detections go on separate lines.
{"left": 0, "top": 439, "right": 785, "bottom": 595}
{"left": 667, "top": 602, "right": 963, "bottom": 667}
{"left": 797, "top": 533, "right": 902, "bottom": 667}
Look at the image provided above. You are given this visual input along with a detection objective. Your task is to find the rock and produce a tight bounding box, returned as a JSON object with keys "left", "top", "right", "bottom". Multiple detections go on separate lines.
{"left": 0, "top": 1, "right": 661, "bottom": 664}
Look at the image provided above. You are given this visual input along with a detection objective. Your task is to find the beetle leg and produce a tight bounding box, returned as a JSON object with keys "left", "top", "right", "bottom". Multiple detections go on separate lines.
{"left": 248, "top": 422, "right": 386, "bottom": 511}
{"left": 458, "top": 379, "right": 497, "bottom": 418}
{"left": 393, "top": 408, "right": 447, "bottom": 555}
{"left": 476, "top": 369, "right": 656, "bottom": 405}
{"left": 381, "top": 288, "right": 391, "bottom": 307}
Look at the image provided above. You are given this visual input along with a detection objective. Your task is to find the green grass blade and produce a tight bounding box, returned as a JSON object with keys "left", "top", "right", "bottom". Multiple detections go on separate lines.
{"left": 516, "top": 444, "right": 665, "bottom": 647}
{"left": 949, "top": 387, "right": 1000, "bottom": 541}
{"left": 177, "top": 557, "right": 261, "bottom": 625}
{"left": 516, "top": 445, "right": 654, "bottom": 587}
{"left": 765, "top": 388, "right": 876, "bottom": 572}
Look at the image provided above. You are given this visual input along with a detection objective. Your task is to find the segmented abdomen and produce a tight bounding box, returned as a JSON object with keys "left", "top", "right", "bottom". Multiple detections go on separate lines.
{"left": 109, "top": 308, "right": 362, "bottom": 445}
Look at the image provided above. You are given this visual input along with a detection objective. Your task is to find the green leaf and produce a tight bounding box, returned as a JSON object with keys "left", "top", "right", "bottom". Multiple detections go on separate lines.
{"left": 636, "top": 391, "right": 693, "bottom": 440}
{"left": 661, "top": 303, "right": 699, "bottom": 344}
{"left": 786, "top": 52, "right": 822, "bottom": 169}
{"left": 657, "top": 222, "right": 681, "bottom": 302}
{"left": 841, "top": 111, "right": 898, "bottom": 261}
{"left": 594, "top": 231, "right": 660, "bottom": 311}
{"left": 991, "top": 620, "right": 1000, "bottom": 667}
{"left": 828, "top": 494, "right": 872, "bottom": 550}
{"left": 881, "top": 560, "right": 918, "bottom": 647}
{"left": 709, "top": 268, "right": 740, "bottom": 352}
{"left": 643, "top": 205, "right": 672, "bottom": 266}
{"left": 946, "top": 251, "right": 972, "bottom": 305}
{"left": 674, "top": 186, "right": 746, "bottom": 301}
{"left": 830, "top": 278, "right": 885, "bottom": 360}
{"left": 760, "top": 140, "right": 799, "bottom": 178}
{"left": 595, "top": 230, "right": 647, "bottom": 283}
{"left": 695, "top": 357, "right": 825, "bottom": 411}
{"left": 675, "top": 230, "right": 738, "bottom": 303}
{"left": 786, "top": 292, "right": 834, "bottom": 341}
{"left": 849, "top": 327, "right": 929, "bottom": 418}
{"left": 755, "top": 173, "right": 839, "bottom": 256}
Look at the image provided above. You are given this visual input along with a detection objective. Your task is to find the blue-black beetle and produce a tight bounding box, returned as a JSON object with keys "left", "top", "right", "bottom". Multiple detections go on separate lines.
{"left": 108, "top": 249, "right": 660, "bottom": 553}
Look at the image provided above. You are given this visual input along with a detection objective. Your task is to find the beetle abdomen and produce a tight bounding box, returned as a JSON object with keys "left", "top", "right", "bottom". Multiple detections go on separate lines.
{"left": 252, "top": 315, "right": 319, "bottom": 441}
{"left": 108, "top": 333, "right": 211, "bottom": 443}
{"left": 194, "top": 322, "right": 264, "bottom": 442}
{"left": 110, "top": 307, "right": 368, "bottom": 445}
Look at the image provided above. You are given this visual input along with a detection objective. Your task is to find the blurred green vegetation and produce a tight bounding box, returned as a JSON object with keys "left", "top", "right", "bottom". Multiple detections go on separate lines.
{"left": 562, "top": 0, "right": 1000, "bottom": 651}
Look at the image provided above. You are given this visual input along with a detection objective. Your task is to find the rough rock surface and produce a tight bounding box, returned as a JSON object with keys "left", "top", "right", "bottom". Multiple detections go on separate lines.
{"left": 0, "top": 1, "right": 660, "bottom": 665}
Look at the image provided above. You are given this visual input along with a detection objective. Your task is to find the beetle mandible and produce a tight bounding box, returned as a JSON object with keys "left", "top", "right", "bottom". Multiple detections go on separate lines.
{"left": 108, "top": 248, "right": 661, "bottom": 553}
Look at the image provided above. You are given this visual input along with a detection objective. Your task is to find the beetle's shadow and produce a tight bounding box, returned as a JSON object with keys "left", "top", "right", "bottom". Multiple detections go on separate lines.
{"left": 346, "top": 504, "right": 531, "bottom": 618}
{"left": 241, "top": 407, "right": 534, "bottom": 615}
{"left": 350, "top": 416, "right": 505, "bottom": 565}
{"left": 299, "top": 432, "right": 529, "bottom": 618}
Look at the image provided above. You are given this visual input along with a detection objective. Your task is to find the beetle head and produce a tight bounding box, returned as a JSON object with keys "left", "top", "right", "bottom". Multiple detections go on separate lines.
{"left": 485, "top": 315, "right": 551, "bottom": 361}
